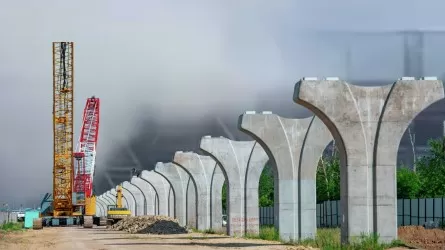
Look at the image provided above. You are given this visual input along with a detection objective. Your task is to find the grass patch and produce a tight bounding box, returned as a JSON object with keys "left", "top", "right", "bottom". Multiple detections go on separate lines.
{"left": 297, "top": 228, "right": 406, "bottom": 249}
{"left": 203, "top": 229, "right": 216, "bottom": 234}
{"left": 247, "top": 226, "right": 407, "bottom": 249}
{"left": 245, "top": 225, "right": 279, "bottom": 241}
{"left": 0, "top": 222, "right": 23, "bottom": 232}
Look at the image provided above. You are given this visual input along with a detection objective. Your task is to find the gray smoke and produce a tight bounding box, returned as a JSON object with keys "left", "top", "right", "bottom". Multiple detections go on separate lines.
{"left": 1, "top": 0, "right": 445, "bottom": 208}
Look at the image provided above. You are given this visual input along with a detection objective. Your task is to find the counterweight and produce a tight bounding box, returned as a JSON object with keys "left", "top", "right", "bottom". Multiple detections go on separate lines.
{"left": 52, "top": 42, "right": 74, "bottom": 216}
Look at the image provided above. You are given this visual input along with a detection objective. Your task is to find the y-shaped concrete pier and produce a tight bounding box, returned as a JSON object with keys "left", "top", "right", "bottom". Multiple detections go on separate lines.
{"left": 173, "top": 151, "right": 215, "bottom": 230}
{"left": 131, "top": 176, "right": 157, "bottom": 215}
{"left": 106, "top": 190, "right": 118, "bottom": 205}
{"left": 122, "top": 181, "right": 144, "bottom": 216}
{"left": 140, "top": 170, "right": 171, "bottom": 216}
{"left": 155, "top": 162, "right": 190, "bottom": 226}
{"left": 239, "top": 112, "right": 332, "bottom": 240}
{"left": 127, "top": 179, "right": 148, "bottom": 215}
{"left": 200, "top": 136, "right": 268, "bottom": 236}
{"left": 96, "top": 196, "right": 108, "bottom": 216}
{"left": 101, "top": 193, "right": 114, "bottom": 206}
{"left": 211, "top": 165, "right": 226, "bottom": 232}
{"left": 294, "top": 77, "right": 444, "bottom": 243}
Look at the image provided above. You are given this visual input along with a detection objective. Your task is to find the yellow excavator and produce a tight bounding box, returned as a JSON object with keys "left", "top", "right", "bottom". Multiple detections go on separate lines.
{"left": 106, "top": 185, "right": 131, "bottom": 226}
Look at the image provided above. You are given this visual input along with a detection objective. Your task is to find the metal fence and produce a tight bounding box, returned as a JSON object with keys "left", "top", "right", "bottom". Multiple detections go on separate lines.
{"left": 258, "top": 198, "right": 445, "bottom": 227}
{"left": 0, "top": 211, "right": 18, "bottom": 224}
{"left": 259, "top": 206, "right": 274, "bottom": 225}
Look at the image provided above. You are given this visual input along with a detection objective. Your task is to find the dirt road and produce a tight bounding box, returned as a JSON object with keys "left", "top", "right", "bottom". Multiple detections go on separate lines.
{"left": 0, "top": 226, "right": 305, "bottom": 250}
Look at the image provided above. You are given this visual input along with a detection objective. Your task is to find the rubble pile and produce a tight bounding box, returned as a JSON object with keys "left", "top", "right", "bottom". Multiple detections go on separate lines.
{"left": 111, "top": 215, "right": 189, "bottom": 234}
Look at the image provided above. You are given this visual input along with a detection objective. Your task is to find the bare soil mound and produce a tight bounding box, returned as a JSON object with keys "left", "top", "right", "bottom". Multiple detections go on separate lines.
{"left": 111, "top": 215, "right": 189, "bottom": 234}
{"left": 398, "top": 225, "right": 445, "bottom": 250}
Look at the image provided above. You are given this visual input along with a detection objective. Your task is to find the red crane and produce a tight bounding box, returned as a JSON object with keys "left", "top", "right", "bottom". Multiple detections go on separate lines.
{"left": 73, "top": 96, "right": 100, "bottom": 214}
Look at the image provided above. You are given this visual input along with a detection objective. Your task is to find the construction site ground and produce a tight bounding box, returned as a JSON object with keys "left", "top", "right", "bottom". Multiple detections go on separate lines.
{"left": 0, "top": 225, "right": 444, "bottom": 250}
{"left": 0, "top": 226, "right": 304, "bottom": 250}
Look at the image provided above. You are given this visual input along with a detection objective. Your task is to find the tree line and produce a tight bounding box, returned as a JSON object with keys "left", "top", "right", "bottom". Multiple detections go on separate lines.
{"left": 317, "top": 138, "right": 445, "bottom": 202}
{"left": 220, "top": 137, "right": 445, "bottom": 209}
{"left": 316, "top": 137, "right": 445, "bottom": 202}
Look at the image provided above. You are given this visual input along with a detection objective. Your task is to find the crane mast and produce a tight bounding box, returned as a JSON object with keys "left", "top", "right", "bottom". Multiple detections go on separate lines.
{"left": 52, "top": 42, "right": 74, "bottom": 217}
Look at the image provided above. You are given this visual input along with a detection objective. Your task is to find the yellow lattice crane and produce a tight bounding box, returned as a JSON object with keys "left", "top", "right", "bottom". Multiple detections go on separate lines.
{"left": 52, "top": 42, "right": 74, "bottom": 217}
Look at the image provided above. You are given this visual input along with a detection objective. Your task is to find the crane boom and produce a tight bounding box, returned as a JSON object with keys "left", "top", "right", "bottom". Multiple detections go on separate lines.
{"left": 73, "top": 97, "right": 100, "bottom": 202}
{"left": 52, "top": 42, "right": 74, "bottom": 217}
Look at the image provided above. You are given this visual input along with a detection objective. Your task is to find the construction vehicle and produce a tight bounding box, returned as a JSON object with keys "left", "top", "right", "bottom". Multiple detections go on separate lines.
{"left": 50, "top": 41, "right": 75, "bottom": 226}
{"left": 73, "top": 96, "right": 102, "bottom": 227}
{"left": 106, "top": 185, "right": 131, "bottom": 226}
{"left": 33, "top": 42, "right": 105, "bottom": 228}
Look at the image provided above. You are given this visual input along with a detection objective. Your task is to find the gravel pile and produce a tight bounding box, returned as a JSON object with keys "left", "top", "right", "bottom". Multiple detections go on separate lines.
{"left": 111, "top": 215, "right": 189, "bottom": 234}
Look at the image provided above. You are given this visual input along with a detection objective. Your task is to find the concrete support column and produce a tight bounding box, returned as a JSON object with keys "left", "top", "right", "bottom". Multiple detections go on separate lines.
{"left": 101, "top": 193, "right": 114, "bottom": 206}
{"left": 168, "top": 187, "right": 174, "bottom": 217}
{"left": 155, "top": 162, "right": 190, "bottom": 225}
{"left": 98, "top": 196, "right": 109, "bottom": 215}
{"left": 127, "top": 180, "right": 148, "bottom": 215}
{"left": 131, "top": 176, "right": 157, "bottom": 215}
{"left": 239, "top": 112, "right": 332, "bottom": 240}
{"left": 173, "top": 151, "right": 215, "bottom": 230}
{"left": 105, "top": 191, "right": 115, "bottom": 205}
{"left": 200, "top": 137, "right": 268, "bottom": 236}
{"left": 140, "top": 170, "right": 171, "bottom": 216}
{"left": 211, "top": 165, "right": 226, "bottom": 232}
{"left": 122, "top": 181, "right": 143, "bottom": 216}
{"left": 186, "top": 176, "right": 197, "bottom": 229}
{"left": 294, "top": 77, "right": 444, "bottom": 243}
{"left": 96, "top": 197, "right": 108, "bottom": 216}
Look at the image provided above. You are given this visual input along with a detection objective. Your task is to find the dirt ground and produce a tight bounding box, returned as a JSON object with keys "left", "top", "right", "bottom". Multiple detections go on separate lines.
{"left": 1, "top": 225, "right": 444, "bottom": 250}
{"left": 398, "top": 226, "right": 445, "bottom": 250}
{"left": 0, "top": 226, "right": 311, "bottom": 250}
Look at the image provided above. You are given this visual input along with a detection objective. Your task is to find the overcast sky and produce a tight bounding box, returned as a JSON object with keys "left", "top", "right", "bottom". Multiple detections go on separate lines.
{"left": 2, "top": 0, "right": 445, "bottom": 209}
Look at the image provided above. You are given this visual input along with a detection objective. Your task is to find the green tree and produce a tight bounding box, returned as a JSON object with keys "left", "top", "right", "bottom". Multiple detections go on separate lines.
{"left": 258, "top": 164, "right": 274, "bottom": 207}
{"left": 221, "top": 163, "right": 275, "bottom": 211}
{"left": 397, "top": 166, "right": 421, "bottom": 199}
{"left": 416, "top": 137, "right": 445, "bottom": 198}
{"left": 316, "top": 155, "right": 340, "bottom": 203}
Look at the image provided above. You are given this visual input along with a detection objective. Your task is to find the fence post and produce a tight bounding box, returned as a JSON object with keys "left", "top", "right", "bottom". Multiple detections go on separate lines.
{"left": 330, "top": 200, "right": 333, "bottom": 227}
{"left": 402, "top": 198, "right": 404, "bottom": 226}
{"left": 433, "top": 198, "right": 435, "bottom": 223}
{"left": 417, "top": 198, "right": 420, "bottom": 225}
{"left": 442, "top": 197, "right": 445, "bottom": 226}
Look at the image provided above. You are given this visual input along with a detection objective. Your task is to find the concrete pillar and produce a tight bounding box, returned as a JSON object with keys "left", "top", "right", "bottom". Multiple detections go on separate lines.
{"left": 173, "top": 151, "right": 215, "bottom": 230}
{"left": 98, "top": 196, "right": 109, "bottom": 215}
{"left": 102, "top": 193, "right": 114, "bottom": 205}
{"left": 186, "top": 176, "right": 197, "bottom": 229}
{"left": 96, "top": 197, "right": 107, "bottom": 216}
{"left": 131, "top": 176, "right": 157, "bottom": 215}
{"left": 127, "top": 180, "right": 148, "bottom": 215}
{"left": 294, "top": 77, "right": 444, "bottom": 243}
{"left": 239, "top": 112, "right": 332, "bottom": 240}
{"left": 99, "top": 196, "right": 109, "bottom": 215}
{"left": 200, "top": 136, "right": 268, "bottom": 236}
{"left": 140, "top": 170, "right": 171, "bottom": 216}
{"left": 155, "top": 162, "right": 189, "bottom": 225}
{"left": 168, "top": 187, "right": 174, "bottom": 217}
{"left": 122, "top": 181, "right": 144, "bottom": 216}
{"left": 105, "top": 191, "right": 115, "bottom": 205}
{"left": 211, "top": 165, "right": 226, "bottom": 232}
